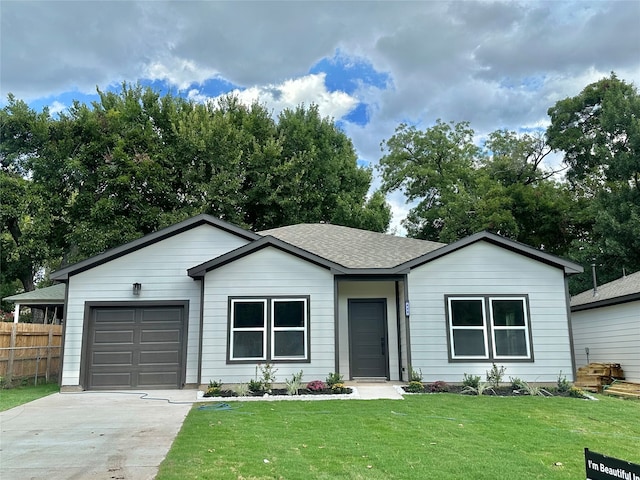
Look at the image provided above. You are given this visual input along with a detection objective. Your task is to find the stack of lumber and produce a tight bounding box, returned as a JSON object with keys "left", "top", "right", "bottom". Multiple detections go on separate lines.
{"left": 574, "top": 363, "right": 624, "bottom": 393}
{"left": 604, "top": 381, "right": 640, "bottom": 399}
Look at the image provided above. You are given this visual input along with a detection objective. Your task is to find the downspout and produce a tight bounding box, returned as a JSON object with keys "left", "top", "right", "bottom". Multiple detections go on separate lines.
{"left": 333, "top": 276, "right": 340, "bottom": 375}
{"left": 58, "top": 280, "right": 70, "bottom": 390}
{"left": 197, "top": 278, "right": 205, "bottom": 388}
{"left": 564, "top": 275, "right": 577, "bottom": 381}
{"left": 403, "top": 273, "right": 412, "bottom": 381}
{"left": 395, "top": 281, "right": 402, "bottom": 381}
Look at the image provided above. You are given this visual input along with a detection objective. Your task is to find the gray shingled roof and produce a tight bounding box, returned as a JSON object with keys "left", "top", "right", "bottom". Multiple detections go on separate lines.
{"left": 2, "top": 284, "right": 66, "bottom": 304}
{"left": 571, "top": 270, "right": 640, "bottom": 308}
{"left": 259, "top": 223, "right": 446, "bottom": 269}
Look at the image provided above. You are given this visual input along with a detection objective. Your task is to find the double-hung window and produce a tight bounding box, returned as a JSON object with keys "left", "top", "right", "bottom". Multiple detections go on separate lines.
{"left": 446, "top": 296, "right": 532, "bottom": 361}
{"left": 229, "top": 297, "right": 308, "bottom": 362}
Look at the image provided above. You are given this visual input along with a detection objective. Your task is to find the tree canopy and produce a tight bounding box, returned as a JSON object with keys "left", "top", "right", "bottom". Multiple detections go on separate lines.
{"left": 1, "top": 85, "right": 390, "bottom": 300}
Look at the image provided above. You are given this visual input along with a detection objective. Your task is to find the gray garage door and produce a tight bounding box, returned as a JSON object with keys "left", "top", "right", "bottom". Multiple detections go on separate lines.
{"left": 86, "top": 305, "right": 185, "bottom": 389}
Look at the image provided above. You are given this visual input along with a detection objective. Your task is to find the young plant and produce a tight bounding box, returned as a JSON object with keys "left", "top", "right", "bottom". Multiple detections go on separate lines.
{"left": 462, "top": 382, "right": 495, "bottom": 396}
{"left": 486, "top": 363, "right": 506, "bottom": 389}
{"left": 557, "top": 371, "right": 571, "bottom": 393}
{"left": 235, "top": 383, "right": 250, "bottom": 397}
{"left": 405, "top": 381, "right": 425, "bottom": 393}
{"left": 429, "top": 381, "right": 449, "bottom": 393}
{"left": 285, "top": 370, "right": 304, "bottom": 396}
{"left": 408, "top": 366, "right": 423, "bottom": 382}
{"left": 518, "top": 380, "right": 552, "bottom": 397}
{"left": 326, "top": 372, "right": 344, "bottom": 389}
{"left": 258, "top": 363, "right": 278, "bottom": 393}
{"left": 306, "top": 380, "right": 326, "bottom": 392}
{"left": 510, "top": 377, "right": 525, "bottom": 390}
{"left": 462, "top": 373, "right": 481, "bottom": 389}
{"left": 205, "top": 379, "right": 223, "bottom": 397}
{"left": 248, "top": 378, "right": 264, "bottom": 394}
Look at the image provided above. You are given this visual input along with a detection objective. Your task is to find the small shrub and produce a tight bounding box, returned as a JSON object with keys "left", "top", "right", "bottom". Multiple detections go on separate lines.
{"left": 257, "top": 363, "right": 278, "bottom": 393}
{"left": 331, "top": 382, "right": 348, "bottom": 394}
{"left": 518, "top": 380, "right": 552, "bottom": 397}
{"left": 429, "top": 381, "right": 449, "bottom": 393}
{"left": 462, "top": 382, "right": 494, "bottom": 396}
{"left": 557, "top": 371, "right": 571, "bottom": 393}
{"left": 326, "top": 372, "right": 344, "bottom": 388}
{"left": 248, "top": 378, "right": 264, "bottom": 393}
{"left": 205, "top": 379, "right": 223, "bottom": 397}
{"left": 569, "top": 386, "right": 586, "bottom": 398}
{"left": 285, "top": 370, "right": 304, "bottom": 396}
{"left": 306, "top": 380, "right": 326, "bottom": 392}
{"left": 405, "top": 381, "right": 425, "bottom": 393}
{"left": 462, "top": 373, "right": 481, "bottom": 389}
{"left": 510, "top": 377, "right": 525, "bottom": 390}
{"left": 235, "top": 383, "right": 250, "bottom": 396}
{"left": 408, "top": 366, "right": 423, "bottom": 382}
{"left": 486, "top": 363, "right": 506, "bottom": 389}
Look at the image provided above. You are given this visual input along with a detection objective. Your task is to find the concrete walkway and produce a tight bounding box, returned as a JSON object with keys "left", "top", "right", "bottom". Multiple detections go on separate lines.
{"left": 0, "top": 384, "right": 404, "bottom": 479}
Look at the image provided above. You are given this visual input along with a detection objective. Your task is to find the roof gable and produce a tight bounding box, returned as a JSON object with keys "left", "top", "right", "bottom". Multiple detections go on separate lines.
{"left": 571, "top": 270, "right": 640, "bottom": 311}
{"left": 400, "top": 231, "right": 584, "bottom": 275}
{"left": 2, "top": 283, "right": 66, "bottom": 304}
{"left": 188, "top": 235, "right": 348, "bottom": 278}
{"left": 51, "top": 214, "right": 260, "bottom": 281}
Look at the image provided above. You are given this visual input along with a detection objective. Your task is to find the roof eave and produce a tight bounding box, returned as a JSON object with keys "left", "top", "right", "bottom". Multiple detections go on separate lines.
{"left": 571, "top": 292, "right": 640, "bottom": 312}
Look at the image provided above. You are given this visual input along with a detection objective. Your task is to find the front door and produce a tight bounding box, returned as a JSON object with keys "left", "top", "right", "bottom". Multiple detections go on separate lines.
{"left": 349, "top": 299, "right": 388, "bottom": 378}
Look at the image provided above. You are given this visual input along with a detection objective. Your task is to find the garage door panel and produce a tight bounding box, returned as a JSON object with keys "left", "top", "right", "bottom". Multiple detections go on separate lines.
{"left": 140, "top": 329, "right": 181, "bottom": 343}
{"left": 94, "top": 330, "right": 135, "bottom": 344}
{"left": 92, "top": 351, "right": 134, "bottom": 366}
{"left": 139, "top": 350, "right": 180, "bottom": 365}
{"left": 87, "top": 305, "right": 185, "bottom": 390}
{"left": 90, "top": 372, "right": 133, "bottom": 388}
{"left": 138, "top": 371, "right": 179, "bottom": 387}
{"left": 94, "top": 309, "right": 136, "bottom": 323}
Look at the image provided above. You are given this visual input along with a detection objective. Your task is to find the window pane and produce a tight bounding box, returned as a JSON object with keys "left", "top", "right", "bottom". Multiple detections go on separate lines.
{"left": 495, "top": 330, "right": 527, "bottom": 356}
{"left": 274, "top": 331, "right": 305, "bottom": 357}
{"left": 233, "top": 331, "right": 263, "bottom": 358}
{"left": 492, "top": 300, "right": 525, "bottom": 326}
{"left": 452, "top": 330, "right": 486, "bottom": 356}
{"left": 234, "top": 302, "right": 264, "bottom": 328}
{"left": 450, "top": 300, "right": 484, "bottom": 326}
{"left": 274, "top": 301, "right": 304, "bottom": 328}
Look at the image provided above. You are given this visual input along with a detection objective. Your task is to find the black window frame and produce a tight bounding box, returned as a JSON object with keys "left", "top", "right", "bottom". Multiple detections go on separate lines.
{"left": 445, "top": 295, "right": 534, "bottom": 363}
{"left": 227, "top": 296, "right": 310, "bottom": 364}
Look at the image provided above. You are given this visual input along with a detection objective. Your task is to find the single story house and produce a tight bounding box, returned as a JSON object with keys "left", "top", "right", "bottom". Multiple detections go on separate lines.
{"left": 571, "top": 270, "right": 640, "bottom": 383}
{"left": 3, "top": 283, "right": 66, "bottom": 324}
{"left": 51, "top": 214, "right": 583, "bottom": 391}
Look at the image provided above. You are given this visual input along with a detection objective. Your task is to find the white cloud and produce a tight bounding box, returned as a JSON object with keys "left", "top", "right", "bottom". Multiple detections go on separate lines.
{"left": 144, "top": 57, "right": 219, "bottom": 90}
{"left": 48, "top": 101, "right": 67, "bottom": 116}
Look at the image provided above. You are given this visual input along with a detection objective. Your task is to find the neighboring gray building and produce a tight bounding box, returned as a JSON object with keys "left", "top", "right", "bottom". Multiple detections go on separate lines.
{"left": 571, "top": 271, "right": 640, "bottom": 383}
{"left": 50, "top": 214, "right": 583, "bottom": 391}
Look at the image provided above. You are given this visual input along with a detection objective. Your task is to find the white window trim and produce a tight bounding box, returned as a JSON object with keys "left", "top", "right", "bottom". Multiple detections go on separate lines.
{"left": 447, "top": 296, "right": 532, "bottom": 361}
{"left": 489, "top": 297, "right": 531, "bottom": 360}
{"left": 230, "top": 299, "right": 267, "bottom": 361}
{"left": 448, "top": 297, "right": 490, "bottom": 360}
{"left": 271, "top": 298, "right": 308, "bottom": 361}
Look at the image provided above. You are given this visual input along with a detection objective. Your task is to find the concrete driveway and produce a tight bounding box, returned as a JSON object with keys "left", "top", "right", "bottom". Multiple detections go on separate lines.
{"left": 0, "top": 390, "right": 194, "bottom": 480}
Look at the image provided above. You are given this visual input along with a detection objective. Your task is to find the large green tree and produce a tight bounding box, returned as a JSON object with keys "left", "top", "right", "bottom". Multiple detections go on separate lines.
{"left": 547, "top": 73, "right": 640, "bottom": 292}
{"left": 1, "top": 85, "right": 390, "bottom": 295}
{"left": 378, "top": 121, "right": 575, "bottom": 252}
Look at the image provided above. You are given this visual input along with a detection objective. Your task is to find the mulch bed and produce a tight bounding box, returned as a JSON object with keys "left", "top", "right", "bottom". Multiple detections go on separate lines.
{"left": 403, "top": 384, "right": 577, "bottom": 397}
{"left": 204, "top": 388, "right": 353, "bottom": 398}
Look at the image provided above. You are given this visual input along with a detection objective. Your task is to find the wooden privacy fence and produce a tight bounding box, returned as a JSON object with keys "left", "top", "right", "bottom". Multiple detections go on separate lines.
{"left": 0, "top": 322, "right": 63, "bottom": 384}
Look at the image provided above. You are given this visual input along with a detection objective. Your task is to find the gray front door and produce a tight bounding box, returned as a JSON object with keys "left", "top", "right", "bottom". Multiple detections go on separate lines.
{"left": 86, "top": 305, "right": 185, "bottom": 389}
{"left": 349, "top": 299, "right": 388, "bottom": 378}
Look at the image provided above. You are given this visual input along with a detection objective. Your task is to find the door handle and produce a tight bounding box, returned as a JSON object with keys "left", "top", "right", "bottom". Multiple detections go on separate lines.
{"left": 381, "top": 337, "right": 385, "bottom": 356}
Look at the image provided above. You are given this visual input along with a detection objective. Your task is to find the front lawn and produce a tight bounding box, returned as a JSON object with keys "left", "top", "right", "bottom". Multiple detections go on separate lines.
{"left": 0, "top": 382, "right": 59, "bottom": 411}
{"left": 157, "top": 394, "right": 640, "bottom": 479}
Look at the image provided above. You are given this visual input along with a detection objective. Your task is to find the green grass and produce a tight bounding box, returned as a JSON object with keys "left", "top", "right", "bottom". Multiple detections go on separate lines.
{"left": 157, "top": 394, "right": 640, "bottom": 480}
{"left": 0, "top": 382, "right": 59, "bottom": 411}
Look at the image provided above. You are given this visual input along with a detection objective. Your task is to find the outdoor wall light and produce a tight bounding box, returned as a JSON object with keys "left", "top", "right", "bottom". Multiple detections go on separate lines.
{"left": 132, "top": 283, "right": 142, "bottom": 296}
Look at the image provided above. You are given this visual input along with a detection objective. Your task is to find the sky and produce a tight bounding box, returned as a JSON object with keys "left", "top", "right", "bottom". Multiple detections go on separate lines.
{"left": 2, "top": 0, "right": 639, "bottom": 233}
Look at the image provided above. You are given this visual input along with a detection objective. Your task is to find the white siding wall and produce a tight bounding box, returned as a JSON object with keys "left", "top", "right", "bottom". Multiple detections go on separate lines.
{"left": 407, "top": 242, "right": 573, "bottom": 383}
{"left": 572, "top": 302, "right": 640, "bottom": 382}
{"left": 201, "top": 247, "right": 335, "bottom": 385}
{"left": 337, "top": 281, "right": 400, "bottom": 381}
{"left": 61, "top": 225, "right": 249, "bottom": 387}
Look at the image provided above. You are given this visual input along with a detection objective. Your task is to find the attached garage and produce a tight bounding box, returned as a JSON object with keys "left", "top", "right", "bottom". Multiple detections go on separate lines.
{"left": 83, "top": 302, "right": 188, "bottom": 390}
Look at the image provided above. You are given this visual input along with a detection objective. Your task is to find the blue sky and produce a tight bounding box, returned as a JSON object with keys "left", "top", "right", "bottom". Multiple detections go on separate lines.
{"left": 2, "top": 1, "right": 639, "bottom": 232}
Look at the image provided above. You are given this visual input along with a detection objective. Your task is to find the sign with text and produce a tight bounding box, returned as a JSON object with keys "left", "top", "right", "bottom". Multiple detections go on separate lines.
{"left": 585, "top": 449, "right": 640, "bottom": 480}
